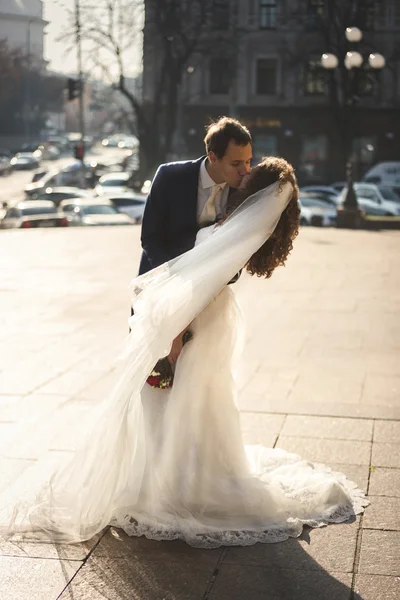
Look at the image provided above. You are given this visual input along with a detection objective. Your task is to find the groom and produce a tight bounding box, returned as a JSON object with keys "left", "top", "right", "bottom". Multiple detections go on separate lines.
{"left": 138, "top": 116, "right": 252, "bottom": 362}
{"left": 139, "top": 116, "right": 252, "bottom": 276}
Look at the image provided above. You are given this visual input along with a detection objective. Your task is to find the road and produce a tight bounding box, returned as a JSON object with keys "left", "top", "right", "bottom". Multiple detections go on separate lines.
{"left": 0, "top": 145, "right": 129, "bottom": 206}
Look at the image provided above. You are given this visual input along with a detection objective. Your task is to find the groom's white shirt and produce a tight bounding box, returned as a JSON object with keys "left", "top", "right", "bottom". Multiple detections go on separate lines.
{"left": 196, "top": 158, "right": 229, "bottom": 222}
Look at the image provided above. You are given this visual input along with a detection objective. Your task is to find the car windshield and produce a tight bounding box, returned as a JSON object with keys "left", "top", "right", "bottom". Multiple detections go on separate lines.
{"left": 379, "top": 187, "right": 400, "bottom": 202}
{"left": 101, "top": 179, "right": 126, "bottom": 187}
{"left": 82, "top": 205, "right": 118, "bottom": 215}
{"left": 300, "top": 198, "right": 330, "bottom": 208}
{"left": 22, "top": 206, "right": 56, "bottom": 215}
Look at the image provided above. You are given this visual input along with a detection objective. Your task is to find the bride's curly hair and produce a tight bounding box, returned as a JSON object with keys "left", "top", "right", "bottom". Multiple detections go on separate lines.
{"left": 228, "top": 157, "right": 300, "bottom": 278}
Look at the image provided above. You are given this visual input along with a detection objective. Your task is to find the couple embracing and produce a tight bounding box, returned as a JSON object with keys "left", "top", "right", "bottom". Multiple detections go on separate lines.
{"left": 1, "top": 117, "right": 368, "bottom": 548}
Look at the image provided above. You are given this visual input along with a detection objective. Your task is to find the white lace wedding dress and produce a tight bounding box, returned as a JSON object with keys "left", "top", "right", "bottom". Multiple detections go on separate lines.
{"left": 0, "top": 182, "right": 368, "bottom": 547}
{"left": 110, "top": 225, "right": 368, "bottom": 547}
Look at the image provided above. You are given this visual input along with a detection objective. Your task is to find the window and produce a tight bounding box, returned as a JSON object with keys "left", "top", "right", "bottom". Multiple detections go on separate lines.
{"left": 112, "top": 198, "right": 144, "bottom": 207}
{"left": 209, "top": 58, "right": 232, "bottom": 94}
{"left": 304, "top": 60, "right": 325, "bottom": 95}
{"left": 356, "top": 187, "right": 379, "bottom": 202}
{"left": 306, "top": 0, "right": 325, "bottom": 27}
{"left": 259, "top": 0, "right": 277, "bottom": 29}
{"left": 22, "top": 206, "right": 57, "bottom": 215}
{"left": 213, "top": 0, "right": 230, "bottom": 30}
{"left": 252, "top": 134, "right": 278, "bottom": 163}
{"left": 361, "top": 0, "right": 378, "bottom": 29}
{"left": 82, "top": 205, "right": 118, "bottom": 215}
{"left": 256, "top": 58, "right": 278, "bottom": 94}
{"left": 351, "top": 136, "right": 376, "bottom": 168}
{"left": 299, "top": 135, "right": 328, "bottom": 182}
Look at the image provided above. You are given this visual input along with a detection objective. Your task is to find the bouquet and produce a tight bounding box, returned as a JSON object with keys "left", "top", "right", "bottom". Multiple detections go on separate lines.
{"left": 146, "top": 330, "right": 193, "bottom": 389}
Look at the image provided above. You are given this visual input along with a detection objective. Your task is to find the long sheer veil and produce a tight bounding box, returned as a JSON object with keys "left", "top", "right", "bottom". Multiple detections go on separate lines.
{"left": 0, "top": 181, "right": 294, "bottom": 543}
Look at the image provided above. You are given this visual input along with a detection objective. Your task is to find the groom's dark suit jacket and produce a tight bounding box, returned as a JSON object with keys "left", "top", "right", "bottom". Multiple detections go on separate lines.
{"left": 139, "top": 156, "right": 207, "bottom": 275}
{"left": 139, "top": 156, "right": 241, "bottom": 286}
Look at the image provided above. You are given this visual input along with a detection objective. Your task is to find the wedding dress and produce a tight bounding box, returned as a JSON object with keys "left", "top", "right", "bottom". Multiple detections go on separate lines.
{"left": 0, "top": 181, "right": 368, "bottom": 547}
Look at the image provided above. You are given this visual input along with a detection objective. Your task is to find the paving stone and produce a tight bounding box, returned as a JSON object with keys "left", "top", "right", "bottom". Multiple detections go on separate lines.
{"left": 362, "top": 375, "right": 400, "bottom": 408}
{"left": 362, "top": 496, "right": 400, "bottom": 531}
{"left": 240, "top": 412, "right": 284, "bottom": 445}
{"left": 0, "top": 532, "right": 102, "bottom": 561}
{"left": 281, "top": 416, "right": 373, "bottom": 441}
{"left": 223, "top": 521, "right": 358, "bottom": 572}
{"left": 374, "top": 420, "right": 400, "bottom": 444}
{"left": 0, "top": 555, "right": 80, "bottom": 600}
{"left": 372, "top": 443, "right": 400, "bottom": 468}
{"left": 35, "top": 370, "right": 105, "bottom": 397}
{"left": 92, "top": 527, "right": 222, "bottom": 563}
{"left": 59, "top": 555, "right": 217, "bottom": 600}
{"left": 329, "top": 464, "right": 370, "bottom": 493}
{"left": 359, "top": 530, "right": 400, "bottom": 576}
{"left": 289, "top": 374, "right": 363, "bottom": 405}
{"left": 208, "top": 566, "right": 353, "bottom": 600}
{"left": 369, "top": 468, "right": 400, "bottom": 497}
{"left": 276, "top": 436, "right": 371, "bottom": 465}
{"left": 354, "top": 574, "right": 400, "bottom": 600}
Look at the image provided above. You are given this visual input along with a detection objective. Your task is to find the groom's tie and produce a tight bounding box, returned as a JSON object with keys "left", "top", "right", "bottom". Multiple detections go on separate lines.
{"left": 199, "top": 185, "right": 222, "bottom": 226}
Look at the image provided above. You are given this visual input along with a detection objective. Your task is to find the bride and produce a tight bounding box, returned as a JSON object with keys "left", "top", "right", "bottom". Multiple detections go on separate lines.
{"left": 1, "top": 157, "right": 368, "bottom": 547}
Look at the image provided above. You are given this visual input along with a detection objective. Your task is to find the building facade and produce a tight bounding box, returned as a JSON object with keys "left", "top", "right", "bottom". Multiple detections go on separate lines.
{"left": 143, "top": 0, "right": 400, "bottom": 183}
{"left": 0, "top": 0, "right": 47, "bottom": 68}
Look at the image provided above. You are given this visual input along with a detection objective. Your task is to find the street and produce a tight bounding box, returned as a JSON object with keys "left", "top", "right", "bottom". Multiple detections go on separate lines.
{"left": 0, "top": 224, "right": 399, "bottom": 599}
{"left": 0, "top": 145, "right": 129, "bottom": 206}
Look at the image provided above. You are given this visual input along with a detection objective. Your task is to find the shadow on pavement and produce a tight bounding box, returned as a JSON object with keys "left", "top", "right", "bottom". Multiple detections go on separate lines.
{"left": 57, "top": 524, "right": 365, "bottom": 600}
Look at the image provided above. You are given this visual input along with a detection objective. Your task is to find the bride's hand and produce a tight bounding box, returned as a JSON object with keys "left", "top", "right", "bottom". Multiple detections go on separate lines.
{"left": 167, "top": 333, "right": 184, "bottom": 365}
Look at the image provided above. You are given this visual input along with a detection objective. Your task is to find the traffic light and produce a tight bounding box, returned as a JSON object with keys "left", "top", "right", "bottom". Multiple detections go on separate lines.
{"left": 74, "top": 142, "right": 84, "bottom": 161}
{"left": 67, "top": 78, "right": 81, "bottom": 101}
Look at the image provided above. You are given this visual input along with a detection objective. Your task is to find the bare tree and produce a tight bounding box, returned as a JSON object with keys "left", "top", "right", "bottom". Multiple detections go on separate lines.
{"left": 61, "top": 0, "right": 215, "bottom": 178}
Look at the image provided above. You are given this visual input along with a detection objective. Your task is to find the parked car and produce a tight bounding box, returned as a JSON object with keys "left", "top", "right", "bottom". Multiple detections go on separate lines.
{"left": 362, "top": 162, "right": 400, "bottom": 188}
{"left": 95, "top": 172, "right": 131, "bottom": 196}
{"left": 108, "top": 193, "right": 146, "bottom": 223}
{"left": 377, "top": 185, "right": 400, "bottom": 203}
{"left": 338, "top": 183, "right": 400, "bottom": 216}
{"left": 300, "top": 186, "right": 340, "bottom": 205}
{"left": 25, "top": 166, "right": 91, "bottom": 198}
{"left": 59, "top": 198, "right": 135, "bottom": 226}
{"left": 118, "top": 136, "right": 139, "bottom": 149}
{"left": 25, "top": 170, "right": 63, "bottom": 197}
{"left": 330, "top": 181, "right": 347, "bottom": 193}
{"left": 299, "top": 196, "right": 337, "bottom": 227}
{"left": 10, "top": 152, "right": 40, "bottom": 170}
{"left": 38, "top": 144, "right": 61, "bottom": 161}
{"left": 1, "top": 201, "right": 69, "bottom": 229}
{"left": 101, "top": 135, "right": 125, "bottom": 148}
{"left": 35, "top": 187, "right": 94, "bottom": 206}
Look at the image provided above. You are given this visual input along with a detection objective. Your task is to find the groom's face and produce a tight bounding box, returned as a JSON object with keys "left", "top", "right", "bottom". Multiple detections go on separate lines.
{"left": 211, "top": 141, "right": 252, "bottom": 189}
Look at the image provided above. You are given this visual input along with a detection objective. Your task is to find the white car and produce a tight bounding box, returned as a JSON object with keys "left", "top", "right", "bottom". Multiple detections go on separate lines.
{"left": 338, "top": 183, "right": 400, "bottom": 216}
{"left": 1, "top": 201, "right": 69, "bottom": 229}
{"left": 299, "top": 197, "right": 337, "bottom": 227}
{"left": 300, "top": 186, "right": 340, "bottom": 205}
{"left": 363, "top": 162, "right": 400, "bottom": 187}
{"left": 59, "top": 198, "right": 135, "bottom": 226}
{"left": 108, "top": 193, "right": 146, "bottom": 223}
{"left": 10, "top": 152, "right": 40, "bottom": 170}
{"left": 95, "top": 172, "right": 131, "bottom": 196}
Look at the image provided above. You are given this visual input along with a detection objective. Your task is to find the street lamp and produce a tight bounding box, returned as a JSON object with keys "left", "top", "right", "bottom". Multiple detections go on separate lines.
{"left": 321, "top": 28, "right": 385, "bottom": 228}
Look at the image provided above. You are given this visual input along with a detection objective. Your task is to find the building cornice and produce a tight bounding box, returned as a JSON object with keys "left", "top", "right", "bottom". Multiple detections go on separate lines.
{"left": 0, "top": 12, "right": 48, "bottom": 26}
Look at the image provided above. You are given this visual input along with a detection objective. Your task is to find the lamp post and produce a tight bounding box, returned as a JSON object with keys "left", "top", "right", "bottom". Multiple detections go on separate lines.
{"left": 321, "top": 27, "right": 385, "bottom": 228}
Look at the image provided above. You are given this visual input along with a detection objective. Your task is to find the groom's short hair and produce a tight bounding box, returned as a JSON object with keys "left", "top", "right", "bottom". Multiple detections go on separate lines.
{"left": 205, "top": 117, "right": 252, "bottom": 159}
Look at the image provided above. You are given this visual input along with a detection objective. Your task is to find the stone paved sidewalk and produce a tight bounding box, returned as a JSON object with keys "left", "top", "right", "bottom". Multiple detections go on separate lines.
{"left": 0, "top": 226, "right": 399, "bottom": 600}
